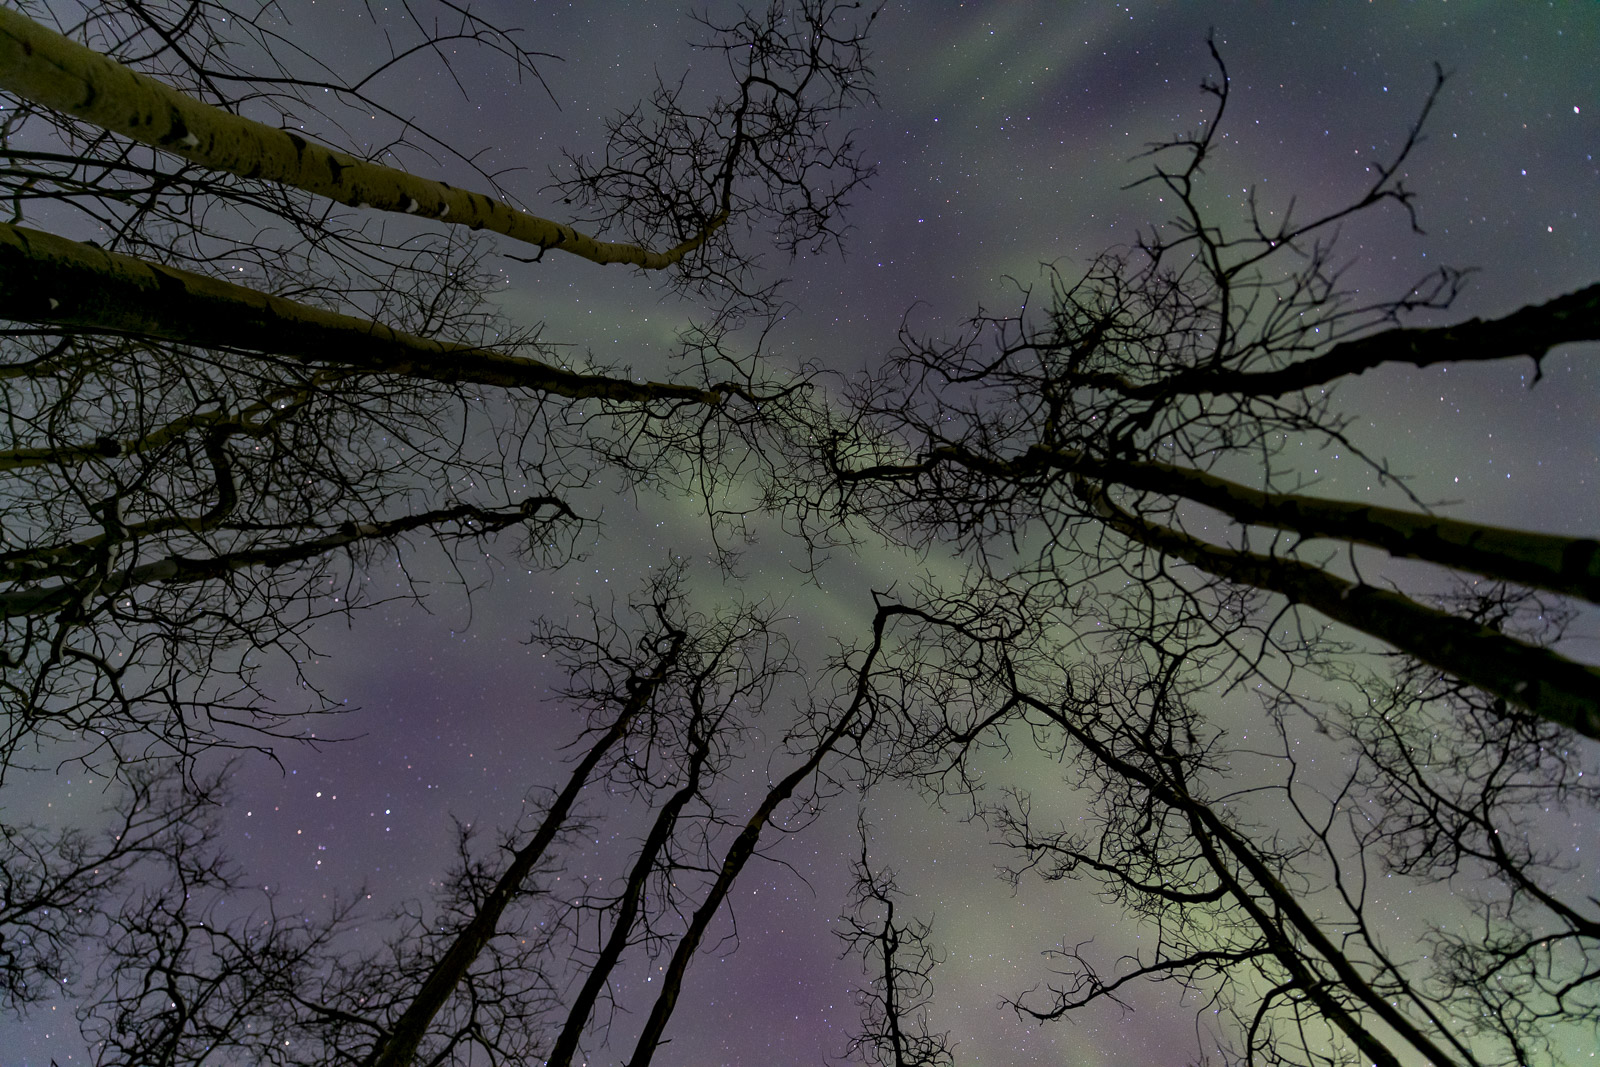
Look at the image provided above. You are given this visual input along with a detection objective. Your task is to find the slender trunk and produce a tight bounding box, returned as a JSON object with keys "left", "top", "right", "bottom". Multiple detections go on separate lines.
{"left": 364, "top": 629, "right": 684, "bottom": 1067}
{"left": 1079, "top": 481, "right": 1600, "bottom": 739}
{"left": 621, "top": 606, "right": 899, "bottom": 1067}
{"left": 620, "top": 725, "right": 844, "bottom": 1067}
{"left": 877, "top": 896, "right": 910, "bottom": 1067}
{"left": 0, "top": 222, "right": 727, "bottom": 405}
{"left": 544, "top": 728, "right": 713, "bottom": 1067}
{"left": 1046, "top": 450, "right": 1600, "bottom": 603}
{"left": 1079, "top": 281, "right": 1600, "bottom": 399}
{"left": 0, "top": 7, "right": 722, "bottom": 270}
{"left": 1027, "top": 693, "right": 1471, "bottom": 1067}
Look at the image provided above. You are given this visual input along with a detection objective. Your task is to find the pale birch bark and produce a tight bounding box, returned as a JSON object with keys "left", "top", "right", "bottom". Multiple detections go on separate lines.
{"left": 1075, "top": 480, "right": 1600, "bottom": 740}
{"left": 0, "top": 6, "right": 722, "bottom": 269}
{"left": 843, "top": 444, "right": 1600, "bottom": 605}
{"left": 1062, "top": 454, "right": 1600, "bottom": 603}
{"left": 0, "top": 221, "right": 728, "bottom": 405}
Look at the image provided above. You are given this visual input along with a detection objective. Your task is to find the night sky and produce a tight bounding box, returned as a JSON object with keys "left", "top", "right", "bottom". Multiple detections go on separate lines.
{"left": 8, "top": 2, "right": 1600, "bottom": 1065}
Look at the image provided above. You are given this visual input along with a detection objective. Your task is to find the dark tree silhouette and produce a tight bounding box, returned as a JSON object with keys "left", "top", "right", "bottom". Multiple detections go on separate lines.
{"left": 0, "top": 4, "right": 876, "bottom": 1060}
{"left": 14, "top": 566, "right": 892, "bottom": 1067}
{"left": 831, "top": 581, "right": 1598, "bottom": 1067}
{"left": 0, "top": 760, "right": 226, "bottom": 1010}
{"left": 777, "top": 44, "right": 1596, "bottom": 1064}
{"left": 0, "top": 0, "right": 870, "bottom": 776}
{"left": 812, "top": 44, "right": 1600, "bottom": 736}
{"left": 3, "top": 6, "right": 1598, "bottom": 1066}
{"left": 837, "top": 820, "right": 954, "bottom": 1067}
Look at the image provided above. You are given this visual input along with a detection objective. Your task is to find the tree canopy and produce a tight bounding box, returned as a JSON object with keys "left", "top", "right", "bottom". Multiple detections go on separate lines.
{"left": 2, "top": 3, "right": 1597, "bottom": 1066}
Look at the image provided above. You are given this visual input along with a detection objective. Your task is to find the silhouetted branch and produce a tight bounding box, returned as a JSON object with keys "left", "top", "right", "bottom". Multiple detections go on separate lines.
{"left": 837, "top": 818, "right": 953, "bottom": 1067}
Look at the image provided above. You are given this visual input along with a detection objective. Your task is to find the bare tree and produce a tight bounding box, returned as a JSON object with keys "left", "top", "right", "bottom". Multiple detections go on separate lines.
{"left": 786, "top": 46, "right": 1599, "bottom": 1062}
{"left": 0, "top": 3, "right": 878, "bottom": 1060}
{"left": 24, "top": 565, "right": 935, "bottom": 1067}
{"left": 835, "top": 580, "right": 1599, "bottom": 1067}
{"left": 363, "top": 565, "right": 800, "bottom": 1067}
{"left": 5, "top": 8, "right": 1599, "bottom": 1067}
{"left": 0, "top": 0, "right": 870, "bottom": 775}
{"left": 0, "top": 1, "right": 871, "bottom": 291}
{"left": 836, "top": 818, "right": 953, "bottom": 1067}
{"left": 21, "top": 565, "right": 823, "bottom": 1065}
{"left": 811, "top": 43, "right": 1600, "bottom": 735}
{"left": 0, "top": 759, "right": 226, "bottom": 1010}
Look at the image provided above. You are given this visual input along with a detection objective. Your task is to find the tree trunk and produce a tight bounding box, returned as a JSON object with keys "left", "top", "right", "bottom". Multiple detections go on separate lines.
{"left": 0, "top": 222, "right": 726, "bottom": 404}
{"left": 0, "top": 7, "right": 722, "bottom": 269}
